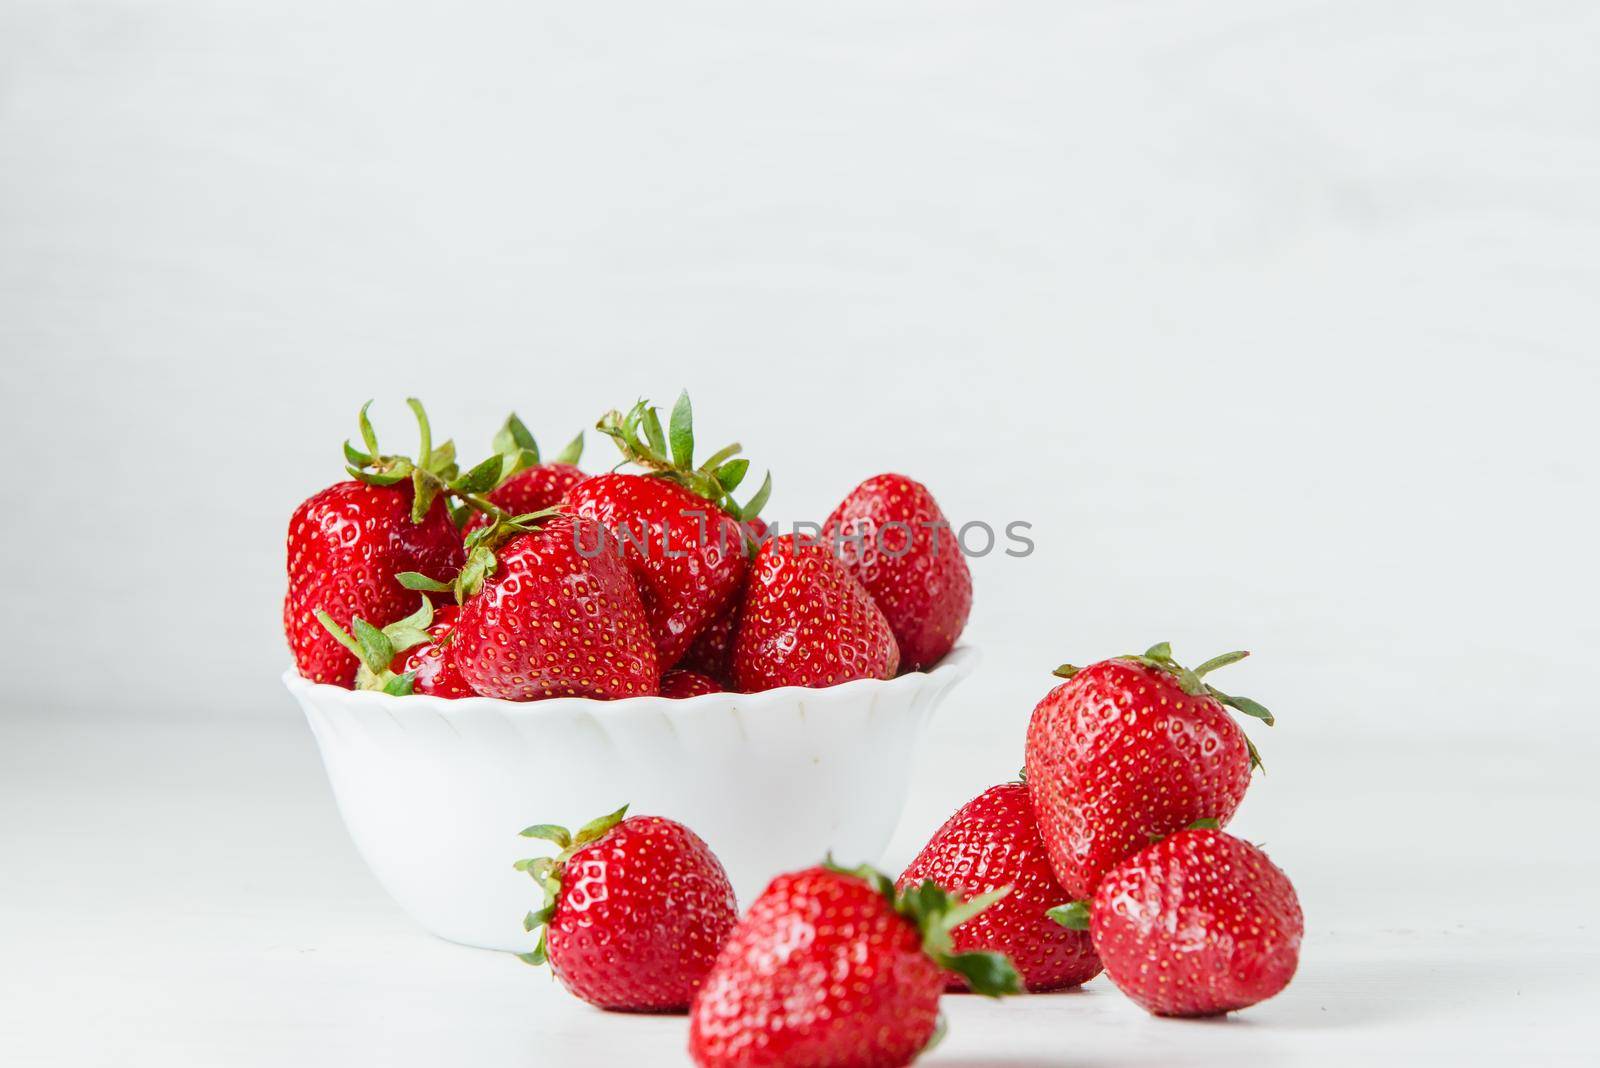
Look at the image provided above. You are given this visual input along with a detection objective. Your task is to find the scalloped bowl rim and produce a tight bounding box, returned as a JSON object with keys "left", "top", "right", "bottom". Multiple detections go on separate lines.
{"left": 281, "top": 644, "right": 980, "bottom": 720}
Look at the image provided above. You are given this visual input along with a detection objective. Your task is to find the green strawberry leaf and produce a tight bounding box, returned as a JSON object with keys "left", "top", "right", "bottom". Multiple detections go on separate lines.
{"left": 573, "top": 804, "right": 629, "bottom": 846}
{"left": 451, "top": 454, "right": 503, "bottom": 496}
{"left": 739, "top": 471, "right": 772, "bottom": 521}
{"left": 1046, "top": 901, "right": 1092, "bottom": 931}
{"left": 1193, "top": 650, "right": 1249, "bottom": 676}
{"left": 669, "top": 390, "right": 694, "bottom": 469}
{"left": 314, "top": 610, "right": 364, "bottom": 661}
{"left": 941, "top": 951, "right": 1021, "bottom": 997}
{"left": 1217, "top": 692, "right": 1274, "bottom": 725}
{"left": 552, "top": 431, "right": 584, "bottom": 466}
{"left": 356, "top": 399, "right": 380, "bottom": 457}
{"left": 380, "top": 671, "right": 416, "bottom": 696}
{"left": 396, "top": 571, "right": 453, "bottom": 593}
{"left": 494, "top": 413, "right": 539, "bottom": 460}
{"left": 715, "top": 458, "right": 749, "bottom": 494}
{"left": 518, "top": 824, "right": 573, "bottom": 849}
{"left": 351, "top": 617, "right": 395, "bottom": 673}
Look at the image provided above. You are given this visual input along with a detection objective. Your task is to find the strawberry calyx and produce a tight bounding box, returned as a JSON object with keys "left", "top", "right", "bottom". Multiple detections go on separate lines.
{"left": 823, "top": 859, "right": 1023, "bottom": 997}
{"left": 314, "top": 596, "right": 436, "bottom": 695}
{"left": 596, "top": 391, "right": 773, "bottom": 524}
{"left": 488, "top": 412, "right": 584, "bottom": 488}
{"left": 1054, "top": 642, "right": 1274, "bottom": 771}
{"left": 511, "top": 804, "right": 631, "bottom": 967}
{"left": 342, "top": 399, "right": 467, "bottom": 525}
{"left": 399, "top": 507, "right": 564, "bottom": 604}
{"left": 1044, "top": 818, "right": 1225, "bottom": 932}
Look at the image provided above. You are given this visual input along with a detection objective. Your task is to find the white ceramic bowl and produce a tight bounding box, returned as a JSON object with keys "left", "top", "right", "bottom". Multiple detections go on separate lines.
{"left": 285, "top": 646, "right": 976, "bottom": 951}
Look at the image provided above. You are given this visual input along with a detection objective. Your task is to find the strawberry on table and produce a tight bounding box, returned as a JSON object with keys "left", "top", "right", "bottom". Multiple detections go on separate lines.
{"left": 825, "top": 473, "right": 972, "bottom": 672}
{"left": 731, "top": 534, "right": 900, "bottom": 692}
{"left": 1025, "top": 643, "right": 1274, "bottom": 898}
{"left": 284, "top": 400, "right": 465, "bottom": 687}
{"left": 659, "top": 669, "right": 724, "bottom": 698}
{"left": 569, "top": 393, "right": 771, "bottom": 669}
{"left": 1050, "top": 826, "right": 1303, "bottom": 1016}
{"left": 898, "top": 781, "right": 1101, "bottom": 993}
{"left": 463, "top": 413, "right": 586, "bottom": 534}
{"left": 515, "top": 805, "right": 738, "bottom": 1013}
{"left": 689, "top": 863, "right": 1019, "bottom": 1068}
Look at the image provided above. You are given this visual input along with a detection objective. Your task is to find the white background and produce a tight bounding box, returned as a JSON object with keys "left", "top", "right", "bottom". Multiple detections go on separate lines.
{"left": 3, "top": 2, "right": 1597, "bottom": 1064}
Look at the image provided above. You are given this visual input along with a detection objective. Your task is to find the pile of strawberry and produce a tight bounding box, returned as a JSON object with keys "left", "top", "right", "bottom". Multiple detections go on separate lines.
{"left": 285, "top": 397, "right": 1304, "bottom": 1064}
{"left": 509, "top": 645, "right": 1302, "bottom": 1066}
{"left": 284, "top": 395, "right": 972, "bottom": 700}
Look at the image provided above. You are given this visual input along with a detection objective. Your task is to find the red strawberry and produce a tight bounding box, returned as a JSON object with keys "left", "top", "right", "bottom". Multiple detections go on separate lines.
{"left": 568, "top": 473, "right": 747, "bottom": 667}
{"left": 678, "top": 518, "right": 768, "bottom": 680}
{"left": 660, "top": 669, "right": 724, "bottom": 698}
{"left": 574, "top": 394, "right": 772, "bottom": 667}
{"left": 689, "top": 863, "right": 1019, "bottom": 1067}
{"left": 391, "top": 604, "right": 475, "bottom": 697}
{"left": 516, "top": 805, "right": 738, "bottom": 1013}
{"left": 825, "top": 474, "right": 972, "bottom": 672}
{"left": 1053, "top": 827, "right": 1302, "bottom": 1016}
{"left": 1025, "top": 643, "right": 1274, "bottom": 899}
{"left": 677, "top": 603, "right": 741, "bottom": 679}
{"left": 486, "top": 462, "right": 584, "bottom": 515}
{"left": 448, "top": 513, "right": 659, "bottom": 700}
{"left": 463, "top": 414, "right": 587, "bottom": 534}
{"left": 314, "top": 596, "right": 464, "bottom": 697}
{"left": 898, "top": 782, "right": 1101, "bottom": 992}
{"left": 285, "top": 400, "right": 465, "bottom": 686}
{"left": 731, "top": 534, "right": 899, "bottom": 692}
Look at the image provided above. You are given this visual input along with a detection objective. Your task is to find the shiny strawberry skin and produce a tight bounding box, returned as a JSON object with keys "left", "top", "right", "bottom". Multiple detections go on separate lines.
{"left": 567, "top": 474, "right": 747, "bottom": 669}
{"left": 1025, "top": 659, "right": 1252, "bottom": 898}
{"left": 825, "top": 474, "right": 972, "bottom": 671}
{"left": 464, "top": 463, "right": 586, "bottom": 534}
{"left": 545, "top": 815, "right": 737, "bottom": 1013}
{"left": 284, "top": 480, "right": 465, "bottom": 687}
{"left": 390, "top": 605, "right": 475, "bottom": 698}
{"left": 678, "top": 518, "right": 766, "bottom": 681}
{"left": 898, "top": 783, "right": 1101, "bottom": 993}
{"left": 660, "top": 669, "right": 724, "bottom": 698}
{"left": 452, "top": 515, "right": 659, "bottom": 700}
{"left": 1091, "top": 828, "right": 1302, "bottom": 1016}
{"left": 731, "top": 535, "right": 899, "bottom": 692}
{"left": 678, "top": 602, "right": 740, "bottom": 680}
{"left": 689, "top": 866, "right": 945, "bottom": 1067}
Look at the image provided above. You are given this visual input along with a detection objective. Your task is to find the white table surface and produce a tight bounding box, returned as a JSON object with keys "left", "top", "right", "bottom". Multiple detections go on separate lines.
{"left": 4, "top": 707, "right": 1595, "bottom": 1067}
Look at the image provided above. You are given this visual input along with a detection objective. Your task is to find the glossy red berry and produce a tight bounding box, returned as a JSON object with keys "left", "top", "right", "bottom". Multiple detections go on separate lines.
{"left": 1025, "top": 651, "right": 1260, "bottom": 898}
{"left": 689, "top": 865, "right": 1017, "bottom": 1067}
{"left": 568, "top": 473, "right": 747, "bottom": 669}
{"left": 825, "top": 473, "right": 971, "bottom": 671}
{"left": 899, "top": 782, "right": 1101, "bottom": 992}
{"left": 285, "top": 480, "right": 463, "bottom": 687}
{"left": 731, "top": 535, "right": 899, "bottom": 692}
{"left": 660, "top": 669, "right": 724, "bottom": 698}
{"left": 452, "top": 515, "right": 659, "bottom": 700}
{"left": 1089, "top": 828, "right": 1302, "bottom": 1016}
{"left": 392, "top": 604, "right": 475, "bottom": 697}
{"left": 464, "top": 462, "right": 586, "bottom": 534}
{"left": 518, "top": 809, "right": 738, "bottom": 1013}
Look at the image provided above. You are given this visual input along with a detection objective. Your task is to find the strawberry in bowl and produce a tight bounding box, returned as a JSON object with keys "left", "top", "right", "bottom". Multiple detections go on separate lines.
{"left": 283, "top": 396, "right": 979, "bottom": 949}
